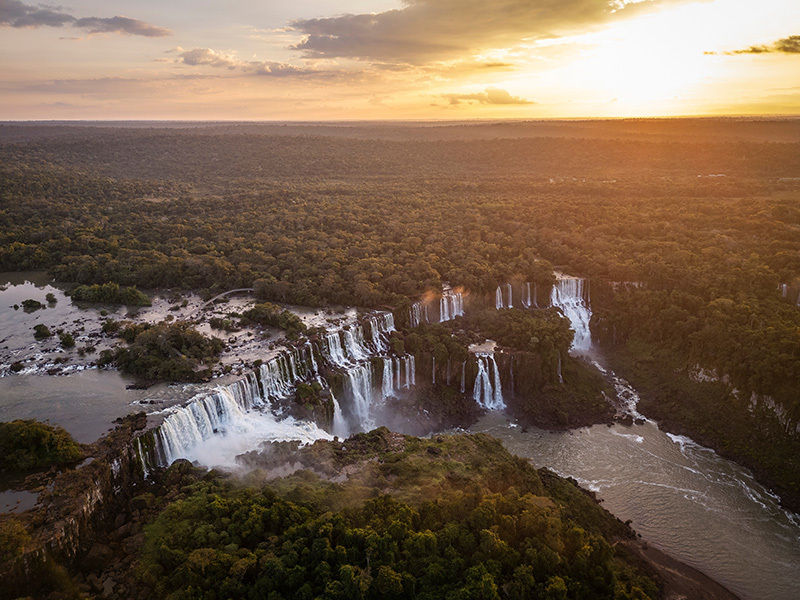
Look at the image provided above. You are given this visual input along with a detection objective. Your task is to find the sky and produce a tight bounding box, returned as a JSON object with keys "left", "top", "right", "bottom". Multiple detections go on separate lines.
{"left": 1, "top": 0, "right": 799, "bottom": 120}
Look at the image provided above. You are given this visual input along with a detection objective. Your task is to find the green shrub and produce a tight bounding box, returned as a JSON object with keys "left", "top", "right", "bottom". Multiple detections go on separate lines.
{"left": 112, "top": 321, "right": 223, "bottom": 382}
{"left": 59, "top": 332, "right": 75, "bottom": 349}
{"left": 33, "top": 324, "right": 52, "bottom": 339}
{"left": 22, "top": 299, "right": 43, "bottom": 311}
{"left": 70, "top": 282, "right": 151, "bottom": 306}
{"left": 0, "top": 419, "right": 83, "bottom": 472}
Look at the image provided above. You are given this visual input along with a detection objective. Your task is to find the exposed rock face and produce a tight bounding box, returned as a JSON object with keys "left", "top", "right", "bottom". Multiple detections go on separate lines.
{"left": 0, "top": 413, "right": 148, "bottom": 599}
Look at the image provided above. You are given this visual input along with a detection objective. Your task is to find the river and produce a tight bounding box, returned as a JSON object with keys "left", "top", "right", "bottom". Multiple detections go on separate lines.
{"left": 465, "top": 412, "right": 800, "bottom": 600}
{"left": 2, "top": 275, "right": 799, "bottom": 599}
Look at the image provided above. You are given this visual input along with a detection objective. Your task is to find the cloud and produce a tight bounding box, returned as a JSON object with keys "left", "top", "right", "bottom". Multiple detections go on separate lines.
{"left": 442, "top": 86, "right": 533, "bottom": 105}
{"left": 73, "top": 16, "right": 171, "bottom": 38}
{"left": 0, "top": 0, "right": 72, "bottom": 27}
{"left": 711, "top": 35, "right": 800, "bottom": 55}
{"left": 177, "top": 48, "right": 318, "bottom": 78}
{"left": 0, "top": 0, "right": 170, "bottom": 36}
{"left": 288, "top": 0, "right": 682, "bottom": 65}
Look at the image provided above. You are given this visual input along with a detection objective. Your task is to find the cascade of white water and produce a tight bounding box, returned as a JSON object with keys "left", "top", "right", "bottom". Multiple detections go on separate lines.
{"left": 522, "top": 282, "right": 531, "bottom": 308}
{"left": 557, "top": 352, "right": 563, "bottom": 384}
{"left": 156, "top": 385, "right": 251, "bottom": 465}
{"left": 509, "top": 356, "right": 514, "bottom": 397}
{"left": 460, "top": 361, "right": 466, "bottom": 393}
{"left": 395, "top": 355, "right": 401, "bottom": 391}
{"left": 368, "top": 313, "right": 395, "bottom": 351}
{"left": 496, "top": 286, "right": 504, "bottom": 309}
{"left": 154, "top": 382, "right": 330, "bottom": 468}
{"left": 533, "top": 282, "right": 539, "bottom": 308}
{"left": 506, "top": 283, "right": 513, "bottom": 309}
{"left": 287, "top": 352, "right": 299, "bottom": 381}
{"left": 259, "top": 356, "right": 298, "bottom": 400}
{"left": 490, "top": 355, "right": 504, "bottom": 409}
{"left": 410, "top": 302, "right": 429, "bottom": 327}
{"left": 473, "top": 354, "right": 505, "bottom": 410}
{"left": 439, "top": 289, "right": 464, "bottom": 322}
{"left": 409, "top": 303, "right": 420, "bottom": 328}
{"left": 136, "top": 437, "right": 151, "bottom": 478}
{"left": 382, "top": 357, "right": 394, "bottom": 399}
{"left": 330, "top": 390, "right": 348, "bottom": 439}
{"left": 324, "top": 331, "right": 348, "bottom": 366}
{"left": 344, "top": 363, "right": 375, "bottom": 431}
{"left": 550, "top": 276, "right": 592, "bottom": 352}
{"left": 228, "top": 371, "right": 262, "bottom": 409}
{"left": 305, "top": 341, "right": 319, "bottom": 375}
{"left": 343, "top": 327, "right": 370, "bottom": 362}
{"left": 432, "top": 356, "right": 436, "bottom": 384}
{"left": 377, "top": 354, "right": 416, "bottom": 397}
{"left": 409, "top": 355, "right": 416, "bottom": 387}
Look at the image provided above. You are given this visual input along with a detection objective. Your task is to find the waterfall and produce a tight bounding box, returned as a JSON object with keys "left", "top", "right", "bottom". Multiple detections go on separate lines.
{"left": 523, "top": 282, "right": 531, "bottom": 308}
{"left": 533, "top": 282, "right": 539, "bottom": 308}
{"left": 557, "top": 352, "right": 564, "bottom": 384}
{"left": 344, "top": 363, "right": 375, "bottom": 431}
{"left": 432, "top": 356, "right": 436, "bottom": 385}
{"left": 460, "top": 361, "right": 466, "bottom": 393}
{"left": 305, "top": 341, "right": 319, "bottom": 375}
{"left": 325, "top": 331, "right": 349, "bottom": 366}
{"left": 550, "top": 276, "right": 592, "bottom": 352}
{"left": 382, "top": 357, "right": 394, "bottom": 399}
{"left": 410, "top": 304, "right": 420, "bottom": 328}
{"left": 506, "top": 283, "right": 513, "bottom": 309}
{"left": 136, "top": 437, "right": 151, "bottom": 479}
{"left": 152, "top": 375, "right": 330, "bottom": 468}
{"left": 369, "top": 313, "right": 395, "bottom": 351}
{"left": 260, "top": 356, "right": 299, "bottom": 400}
{"left": 781, "top": 283, "right": 788, "bottom": 298}
{"left": 330, "top": 391, "right": 348, "bottom": 439}
{"left": 496, "top": 286, "right": 504, "bottom": 309}
{"left": 380, "top": 354, "right": 416, "bottom": 397}
{"left": 473, "top": 354, "right": 505, "bottom": 410}
{"left": 409, "top": 302, "right": 429, "bottom": 328}
{"left": 439, "top": 288, "right": 464, "bottom": 322}
{"left": 509, "top": 355, "right": 514, "bottom": 397}
{"left": 147, "top": 309, "right": 415, "bottom": 467}
{"left": 342, "top": 326, "right": 369, "bottom": 362}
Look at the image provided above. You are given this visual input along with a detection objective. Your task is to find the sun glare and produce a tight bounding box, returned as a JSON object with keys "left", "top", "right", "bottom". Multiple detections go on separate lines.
{"left": 572, "top": 6, "right": 719, "bottom": 107}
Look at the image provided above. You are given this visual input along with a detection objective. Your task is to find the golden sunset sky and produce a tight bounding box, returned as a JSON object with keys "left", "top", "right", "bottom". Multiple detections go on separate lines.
{"left": 1, "top": 0, "right": 799, "bottom": 119}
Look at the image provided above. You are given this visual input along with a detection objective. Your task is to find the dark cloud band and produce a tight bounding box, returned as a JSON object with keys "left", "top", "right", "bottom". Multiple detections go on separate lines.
{"left": 0, "top": 0, "right": 171, "bottom": 37}
{"left": 711, "top": 35, "right": 800, "bottom": 55}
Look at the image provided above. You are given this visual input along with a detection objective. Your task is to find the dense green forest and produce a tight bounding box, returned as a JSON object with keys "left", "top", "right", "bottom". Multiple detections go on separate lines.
{"left": 139, "top": 434, "right": 657, "bottom": 600}
{"left": 0, "top": 121, "right": 798, "bottom": 505}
